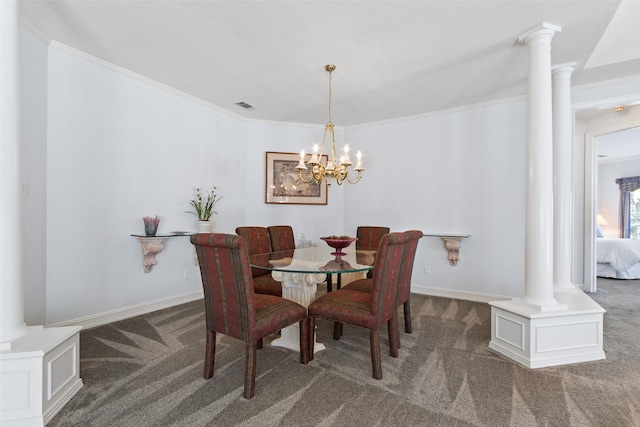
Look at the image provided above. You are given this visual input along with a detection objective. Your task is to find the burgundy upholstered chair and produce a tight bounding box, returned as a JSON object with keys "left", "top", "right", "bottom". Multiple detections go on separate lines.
{"left": 235, "top": 226, "right": 282, "bottom": 297}
{"left": 344, "top": 230, "right": 423, "bottom": 334}
{"left": 267, "top": 225, "right": 296, "bottom": 252}
{"left": 307, "top": 232, "right": 410, "bottom": 379}
{"left": 356, "top": 226, "right": 390, "bottom": 278}
{"left": 191, "top": 233, "right": 310, "bottom": 399}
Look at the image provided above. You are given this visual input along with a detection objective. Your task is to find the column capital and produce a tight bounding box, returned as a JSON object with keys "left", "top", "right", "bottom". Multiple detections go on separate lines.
{"left": 552, "top": 62, "right": 577, "bottom": 72}
{"left": 518, "top": 22, "right": 562, "bottom": 44}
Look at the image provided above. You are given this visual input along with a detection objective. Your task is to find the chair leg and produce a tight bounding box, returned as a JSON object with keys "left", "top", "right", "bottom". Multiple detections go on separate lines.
{"left": 243, "top": 342, "right": 257, "bottom": 399}
{"left": 333, "top": 322, "right": 343, "bottom": 340}
{"left": 299, "top": 318, "right": 310, "bottom": 365}
{"left": 370, "top": 330, "right": 382, "bottom": 379}
{"left": 388, "top": 315, "right": 399, "bottom": 358}
{"left": 309, "top": 317, "right": 316, "bottom": 361}
{"left": 204, "top": 329, "right": 216, "bottom": 379}
{"left": 404, "top": 299, "right": 412, "bottom": 334}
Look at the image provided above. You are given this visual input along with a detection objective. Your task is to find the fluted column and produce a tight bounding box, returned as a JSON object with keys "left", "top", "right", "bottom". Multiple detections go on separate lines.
{"left": 552, "top": 64, "right": 576, "bottom": 289}
{"left": 0, "top": 0, "right": 29, "bottom": 349}
{"left": 518, "top": 23, "right": 562, "bottom": 309}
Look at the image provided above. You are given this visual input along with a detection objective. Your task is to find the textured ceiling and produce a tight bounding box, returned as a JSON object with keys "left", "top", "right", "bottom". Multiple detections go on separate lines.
{"left": 19, "top": 0, "right": 640, "bottom": 126}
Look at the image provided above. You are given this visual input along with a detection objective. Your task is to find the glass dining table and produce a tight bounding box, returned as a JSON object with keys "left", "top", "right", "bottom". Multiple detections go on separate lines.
{"left": 249, "top": 244, "right": 376, "bottom": 353}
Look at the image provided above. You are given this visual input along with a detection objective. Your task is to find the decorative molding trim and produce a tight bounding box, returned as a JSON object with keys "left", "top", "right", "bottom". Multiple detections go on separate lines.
{"left": 49, "top": 41, "right": 248, "bottom": 121}
{"left": 45, "top": 40, "right": 639, "bottom": 132}
{"left": 571, "top": 75, "right": 640, "bottom": 94}
{"left": 48, "top": 290, "right": 204, "bottom": 330}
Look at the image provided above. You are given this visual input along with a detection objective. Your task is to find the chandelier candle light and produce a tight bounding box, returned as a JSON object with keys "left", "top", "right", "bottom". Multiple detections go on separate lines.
{"left": 296, "top": 65, "right": 364, "bottom": 186}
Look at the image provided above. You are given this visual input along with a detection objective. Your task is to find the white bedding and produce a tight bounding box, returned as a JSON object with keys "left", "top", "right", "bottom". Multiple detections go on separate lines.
{"left": 596, "top": 238, "right": 640, "bottom": 279}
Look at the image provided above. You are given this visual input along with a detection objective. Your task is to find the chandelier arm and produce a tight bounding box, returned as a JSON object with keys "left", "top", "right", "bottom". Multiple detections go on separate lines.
{"left": 345, "top": 172, "right": 363, "bottom": 185}
{"left": 297, "top": 169, "right": 313, "bottom": 183}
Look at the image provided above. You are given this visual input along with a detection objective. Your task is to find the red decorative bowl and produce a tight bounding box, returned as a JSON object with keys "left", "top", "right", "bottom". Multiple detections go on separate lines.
{"left": 320, "top": 236, "right": 358, "bottom": 255}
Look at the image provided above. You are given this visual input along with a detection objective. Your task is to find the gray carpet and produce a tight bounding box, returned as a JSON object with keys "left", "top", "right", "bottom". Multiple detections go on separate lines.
{"left": 48, "top": 279, "right": 640, "bottom": 426}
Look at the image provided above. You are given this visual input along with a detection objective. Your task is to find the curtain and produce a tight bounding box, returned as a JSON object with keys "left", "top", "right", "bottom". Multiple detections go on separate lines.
{"left": 615, "top": 176, "right": 640, "bottom": 238}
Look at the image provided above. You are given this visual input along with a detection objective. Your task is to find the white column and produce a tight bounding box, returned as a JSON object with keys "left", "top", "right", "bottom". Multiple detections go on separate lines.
{"left": 489, "top": 24, "right": 604, "bottom": 369}
{"left": 518, "top": 23, "right": 563, "bottom": 309}
{"left": 1, "top": 4, "right": 83, "bottom": 424}
{"left": 0, "top": 0, "right": 29, "bottom": 349}
{"left": 552, "top": 63, "right": 576, "bottom": 289}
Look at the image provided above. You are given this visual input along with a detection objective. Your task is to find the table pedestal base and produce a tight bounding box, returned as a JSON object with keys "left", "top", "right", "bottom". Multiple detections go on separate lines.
{"left": 271, "top": 271, "right": 327, "bottom": 353}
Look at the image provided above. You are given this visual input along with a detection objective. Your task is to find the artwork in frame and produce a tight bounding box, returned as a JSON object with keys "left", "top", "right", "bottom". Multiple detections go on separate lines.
{"left": 265, "top": 151, "right": 328, "bottom": 205}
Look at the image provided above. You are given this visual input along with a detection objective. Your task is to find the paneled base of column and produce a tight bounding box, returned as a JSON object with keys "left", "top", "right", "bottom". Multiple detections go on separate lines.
{"left": 488, "top": 289, "right": 605, "bottom": 368}
{"left": 0, "top": 326, "right": 83, "bottom": 426}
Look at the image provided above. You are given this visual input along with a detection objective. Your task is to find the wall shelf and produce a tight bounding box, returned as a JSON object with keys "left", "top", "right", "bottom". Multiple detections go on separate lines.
{"left": 131, "top": 232, "right": 194, "bottom": 272}
{"left": 422, "top": 233, "right": 470, "bottom": 266}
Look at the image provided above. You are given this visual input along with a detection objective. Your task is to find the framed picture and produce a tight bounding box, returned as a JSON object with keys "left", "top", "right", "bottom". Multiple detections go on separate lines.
{"left": 265, "top": 151, "right": 328, "bottom": 205}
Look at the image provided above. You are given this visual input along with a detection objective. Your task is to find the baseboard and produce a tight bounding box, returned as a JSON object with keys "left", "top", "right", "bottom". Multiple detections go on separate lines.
{"left": 48, "top": 290, "right": 204, "bottom": 330}
{"left": 49, "top": 285, "right": 502, "bottom": 330}
{"left": 411, "top": 284, "right": 510, "bottom": 303}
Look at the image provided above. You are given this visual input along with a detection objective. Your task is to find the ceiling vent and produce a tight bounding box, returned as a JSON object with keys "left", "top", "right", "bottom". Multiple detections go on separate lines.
{"left": 235, "top": 101, "right": 255, "bottom": 110}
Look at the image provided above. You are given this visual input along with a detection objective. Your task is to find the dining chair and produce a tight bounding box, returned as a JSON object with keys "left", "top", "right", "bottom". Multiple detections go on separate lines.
{"left": 267, "top": 225, "right": 296, "bottom": 252}
{"left": 191, "top": 233, "right": 310, "bottom": 399}
{"left": 343, "top": 230, "right": 423, "bottom": 334}
{"left": 356, "top": 226, "right": 390, "bottom": 278}
{"left": 235, "top": 226, "right": 282, "bottom": 297}
{"left": 307, "top": 232, "right": 410, "bottom": 379}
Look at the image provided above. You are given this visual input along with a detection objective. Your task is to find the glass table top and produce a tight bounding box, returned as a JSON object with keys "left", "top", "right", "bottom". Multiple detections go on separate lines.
{"left": 249, "top": 245, "right": 375, "bottom": 274}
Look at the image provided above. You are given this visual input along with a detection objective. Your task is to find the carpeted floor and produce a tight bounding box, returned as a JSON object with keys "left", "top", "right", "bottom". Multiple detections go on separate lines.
{"left": 48, "top": 279, "right": 640, "bottom": 426}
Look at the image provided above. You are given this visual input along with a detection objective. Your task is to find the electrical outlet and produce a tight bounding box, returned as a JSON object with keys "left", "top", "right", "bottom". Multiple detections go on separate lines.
{"left": 183, "top": 271, "right": 190, "bottom": 280}
{"left": 423, "top": 267, "right": 431, "bottom": 276}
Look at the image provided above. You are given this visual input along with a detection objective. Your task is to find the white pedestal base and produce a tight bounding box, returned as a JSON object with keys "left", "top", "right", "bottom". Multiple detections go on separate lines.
{"left": 271, "top": 270, "right": 326, "bottom": 353}
{"left": 489, "top": 289, "right": 605, "bottom": 368}
{"left": 1, "top": 326, "right": 83, "bottom": 426}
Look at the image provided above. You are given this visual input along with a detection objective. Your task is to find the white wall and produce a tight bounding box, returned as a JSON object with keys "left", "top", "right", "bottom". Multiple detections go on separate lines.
{"left": 20, "top": 29, "right": 640, "bottom": 325}
{"left": 598, "top": 157, "right": 640, "bottom": 237}
{"left": 345, "top": 101, "right": 528, "bottom": 298}
{"left": 20, "top": 26, "right": 49, "bottom": 325}
{"left": 44, "top": 45, "right": 249, "bottom": 325}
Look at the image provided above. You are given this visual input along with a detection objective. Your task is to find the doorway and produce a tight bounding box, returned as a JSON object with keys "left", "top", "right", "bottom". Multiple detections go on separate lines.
{"left": 579, "top": 104, "right": 640, "bottom": 292}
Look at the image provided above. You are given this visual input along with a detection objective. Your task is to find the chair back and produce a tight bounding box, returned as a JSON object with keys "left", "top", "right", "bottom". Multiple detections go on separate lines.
{"left": 397, "top": 230, "right": 423, "bottom": 305}
{"left": 369, "top": 232, "right": 411, "bottom": 325}
{"left": 267, "top": 225, "right": 296, "bottom": 252}
{"left": 356, "top": 226, "right": 390, "bottom": 251}
{"left": 235, "top": 226, "right": 272, "bottom": 278}
{"left": 191, "top": 233, "right": 256, "bottom": 342}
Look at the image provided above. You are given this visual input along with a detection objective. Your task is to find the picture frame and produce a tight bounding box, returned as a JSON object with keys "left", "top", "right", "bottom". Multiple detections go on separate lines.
{"left": 265, "top": 151, "right": 328, "bottom": 205}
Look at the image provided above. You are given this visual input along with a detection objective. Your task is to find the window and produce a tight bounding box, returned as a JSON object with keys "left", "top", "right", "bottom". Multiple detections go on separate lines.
{"left": 616, "top": 176, "right": 640, "bottom": 239}
{"left": 631, "top": 189, "right": 640, "bottom": 239}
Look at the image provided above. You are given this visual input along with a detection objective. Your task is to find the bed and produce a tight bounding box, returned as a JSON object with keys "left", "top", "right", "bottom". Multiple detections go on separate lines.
{"left": 596, "top": 238, "right": 640, "bottom": 279}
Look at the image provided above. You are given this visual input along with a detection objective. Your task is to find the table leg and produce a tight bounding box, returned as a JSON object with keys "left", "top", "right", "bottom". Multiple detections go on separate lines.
{"left": 270, "top": 271, "right": 327, "bottom": 353}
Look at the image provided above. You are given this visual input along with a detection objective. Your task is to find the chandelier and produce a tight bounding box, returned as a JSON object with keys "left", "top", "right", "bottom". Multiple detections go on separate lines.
{"left": 296, "top": 65, "right": 364, "bottom": 186}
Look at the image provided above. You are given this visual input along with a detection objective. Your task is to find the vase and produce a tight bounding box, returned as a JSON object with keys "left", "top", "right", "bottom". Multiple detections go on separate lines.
{"left": 143, "top": 215, "right": 160, "bottom": 236}
{"left": 198, "top": 220, "right": 212, "bottom": 233}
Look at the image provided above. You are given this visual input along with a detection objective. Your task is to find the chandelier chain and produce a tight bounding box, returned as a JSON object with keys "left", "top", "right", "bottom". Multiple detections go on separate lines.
{"left": 327, "top": 67, "right": 332, "bottom": 124}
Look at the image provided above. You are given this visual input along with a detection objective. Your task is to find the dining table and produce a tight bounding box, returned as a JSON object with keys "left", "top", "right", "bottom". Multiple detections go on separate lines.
{"left": 249, "top": 244, "right": 376, "bottom": 353}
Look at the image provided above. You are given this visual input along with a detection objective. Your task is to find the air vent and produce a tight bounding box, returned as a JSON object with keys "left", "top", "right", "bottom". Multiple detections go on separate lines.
{"left": 235, "top": 101, "right": 255, "bottom": 110}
